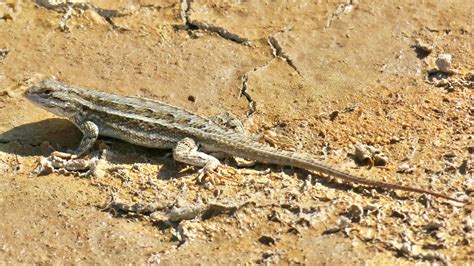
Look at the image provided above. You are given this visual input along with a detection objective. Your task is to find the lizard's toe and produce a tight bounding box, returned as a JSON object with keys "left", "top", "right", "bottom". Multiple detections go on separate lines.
{"left": 51, "top": 151, "right": 78, "bottom": 159}
{"left": 196, "top": 164, "right": 241, "bottom": 186}
{"left": 196, "top": 162, "right": 221, "bottom": 183}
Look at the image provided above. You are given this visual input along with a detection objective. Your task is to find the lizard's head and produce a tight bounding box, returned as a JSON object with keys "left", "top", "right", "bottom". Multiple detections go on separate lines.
{"left": 25, "top": 80, "right": 78, "bottom": 117}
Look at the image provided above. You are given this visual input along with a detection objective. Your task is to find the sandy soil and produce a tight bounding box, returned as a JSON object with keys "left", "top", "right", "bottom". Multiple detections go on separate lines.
{"left": 0, "top": 0, "right": 472, "bottom": 264}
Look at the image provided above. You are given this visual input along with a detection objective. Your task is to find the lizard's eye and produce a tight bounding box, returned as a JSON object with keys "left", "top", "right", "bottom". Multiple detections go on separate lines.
{"left": 42, "top": 89, "right": 52, "bottom": 95}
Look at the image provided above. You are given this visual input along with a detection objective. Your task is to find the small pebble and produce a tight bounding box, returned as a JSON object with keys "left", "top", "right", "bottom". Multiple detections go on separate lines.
{"left": 397, "top": 163, "right": 415, "bottom": 173}
{"left": 435, "top": 53, "right": 454, "bottom": 73}
{"left": 423, "top": 221, "right": 443, "bottom": 231}
{"left": 258, "top": 235, "right": 276, "bottom": 246}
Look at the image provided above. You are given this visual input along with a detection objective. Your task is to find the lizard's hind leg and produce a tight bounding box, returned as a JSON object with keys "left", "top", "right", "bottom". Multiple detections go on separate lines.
{"left": 173, "top": 137, "right": 222, "bottom": 183}
{"left": 207, "top": 112, "right": 256, "bottom": 167}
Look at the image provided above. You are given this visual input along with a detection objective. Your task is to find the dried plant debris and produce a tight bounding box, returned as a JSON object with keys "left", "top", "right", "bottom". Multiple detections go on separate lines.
{"left": 388, "top": 241, "right": 450, "bottom": 265}
{"left": 430, "top": 72, "right": 473, "bottom": 91}
{"left": 325, "top": 0, "right": 357, "bottom": 28}
{"left": 31, "top": 152, "right": 106, "bottom": 178}
{"left": 33, "top": 0, "right": 126, "bottom": 30}
{"left": 0, "top": 151, "right": 22, "bottom": 176}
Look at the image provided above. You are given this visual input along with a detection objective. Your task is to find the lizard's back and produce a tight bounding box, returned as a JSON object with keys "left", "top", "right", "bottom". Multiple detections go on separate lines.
{"left": 42, "top": 80, "right": 239, "bottom": 149}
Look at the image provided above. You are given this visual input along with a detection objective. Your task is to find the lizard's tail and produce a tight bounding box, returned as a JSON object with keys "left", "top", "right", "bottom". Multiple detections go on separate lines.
{"left": 223, "top": 137, "right": 468, "bottom": 204}
{"left": 303, "top": 161, "right": 468, "bottom": 204}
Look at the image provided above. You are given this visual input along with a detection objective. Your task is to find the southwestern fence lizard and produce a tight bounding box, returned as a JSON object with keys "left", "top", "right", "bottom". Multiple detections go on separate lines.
{"left": 24, "top": 80, "right": 467, "bottom": 203}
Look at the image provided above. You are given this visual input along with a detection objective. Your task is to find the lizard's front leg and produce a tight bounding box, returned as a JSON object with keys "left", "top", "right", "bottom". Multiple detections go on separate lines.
{"left": 54, "top": 120, "right": 99, "bottom": 158}
{"left": 173, "top": 137, "right": 221, "bottom": 182}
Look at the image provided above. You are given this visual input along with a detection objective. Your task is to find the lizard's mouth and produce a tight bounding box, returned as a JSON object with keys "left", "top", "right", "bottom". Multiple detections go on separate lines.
{"left": 25, "top": 89, "right": 74, "bottom": 117}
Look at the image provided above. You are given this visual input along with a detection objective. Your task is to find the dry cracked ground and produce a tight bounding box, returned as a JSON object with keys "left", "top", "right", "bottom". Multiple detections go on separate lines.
{"left": 0, "top": 0, "right": 473, "bottom": 264}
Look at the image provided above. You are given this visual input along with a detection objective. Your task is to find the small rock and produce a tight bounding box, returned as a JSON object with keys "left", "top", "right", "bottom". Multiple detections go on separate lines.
{"left": 459, "top": 159, "right": 471, "bottom": 175}
{"left": 373, "top": 153, "right": 389, "bottom": 166}
{"left": 435, "top": 53, "right": 455, "bottom": 74}
{"left": 354, "top": 143, "right": 372, "bottom": 165}
{"left": 175, "top": 220, "right": 200, "bottom": 243}
{"left": 359, "top": 227, "right": 375, "bottom": 241}
{"left": 397, "top": 163, "right": 415, "bottom": 173}
{"left": 0, "top": 48, "right": 9, "bottom": 62}
{"left": 399, "top": 242, "right": 412, "bottom": 256}
{"left": 83, "top": 9, "right": 108, "bottom": 25}
{"left": 344, "top": 204, "right": 364, "bottom": 223}
{"left": 432, "top": 140, "right": 442, "bottom": 148}
{"left": 258, "top": 235, "right": 276, "bottom": 246}
{"left": 391, "top": 209, "right": 407, "bottom": 220}
{"left": 89, "top": 157, "right": 107, "bottom": 178}
{"left": 148, "top": 253, "right": 161, "bottom": 265}
{"left": 260, "top": 250, "right": 281, "bottom": 264}
{"left": 0, "top": 3, "right": 16, "bottom": 21}
{"left": 469, "top": 146, "right": 474, "bottom": 154}
{"left": 149, "top": 211, "right": 168, "bottom": 222}
{"left": 423, "top": 221, "right": 444, "bottom": 231}
{"left": 323, "top": 216, "right": 351, "bottom": 234}
{"left": 463, "top": 217, "right": 472, "bottom": 232}
{"left": 354, "top": 143, "right": 388, "bottom": 166}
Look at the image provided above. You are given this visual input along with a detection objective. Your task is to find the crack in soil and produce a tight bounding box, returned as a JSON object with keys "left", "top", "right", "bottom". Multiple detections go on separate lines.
{"left": 267, "top": 36, "right": 301, "bottom": 76}
{"left": 178, "top": 0, "right": 250, "bottom": 46}
{"left": 239, "top": 74, "right": 256, "bottom": 117}
{"left": 239, "top": 58, "right": 277, "bottom": 117}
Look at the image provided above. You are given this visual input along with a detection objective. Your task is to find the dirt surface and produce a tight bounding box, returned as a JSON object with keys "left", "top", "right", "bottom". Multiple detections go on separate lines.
{"left": 0, "top": 0, "right": 473, "bottom": 264}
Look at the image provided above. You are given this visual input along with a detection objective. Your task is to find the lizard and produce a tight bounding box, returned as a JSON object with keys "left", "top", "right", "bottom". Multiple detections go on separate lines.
{"left": 24, "top": 80, "right": 468, "bottom": 204}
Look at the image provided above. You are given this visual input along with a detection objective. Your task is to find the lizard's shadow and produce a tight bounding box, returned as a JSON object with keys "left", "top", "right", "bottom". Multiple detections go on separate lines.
{"left": 0, "top": 118, "right": 193, "bottom": 180}
{"left": 0, "top": 118, "right": 82, "bottom": 156}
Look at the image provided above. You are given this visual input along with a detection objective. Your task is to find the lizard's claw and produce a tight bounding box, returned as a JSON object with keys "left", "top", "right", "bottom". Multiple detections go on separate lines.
{"left": 51, "top": 151, "right": 78, "bottom": 159}
{"left": 197, "top": 164, "right": 222, "bottom": 184}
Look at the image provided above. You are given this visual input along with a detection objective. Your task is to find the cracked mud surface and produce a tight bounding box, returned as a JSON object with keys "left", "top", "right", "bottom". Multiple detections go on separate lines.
{"left": 0, "top": 0, "right": 473, "bottom": 264}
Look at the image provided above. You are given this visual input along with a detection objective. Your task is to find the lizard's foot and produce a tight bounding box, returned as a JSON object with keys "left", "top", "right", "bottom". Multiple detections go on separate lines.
{"left": 196, "top": 161, "right": 222, "bottom": 184}
{"left": 234, "top": 157, "right": 256, "bottom": 167}
{"left": 196, "top": 164, "right": 238, "bottom": 185}
{"left": 258, "top": 130, "right": 295, "bottom": 150}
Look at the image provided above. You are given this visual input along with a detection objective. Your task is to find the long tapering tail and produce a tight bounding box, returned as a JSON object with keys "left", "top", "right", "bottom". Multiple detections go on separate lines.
{"left": 220, "top": 136, "right": 468, "bottom": 204}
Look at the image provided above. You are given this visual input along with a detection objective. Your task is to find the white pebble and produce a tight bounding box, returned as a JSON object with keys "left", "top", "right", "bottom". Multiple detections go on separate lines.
{"left": 435, "top": 53, "right": 453, "bottom": 73}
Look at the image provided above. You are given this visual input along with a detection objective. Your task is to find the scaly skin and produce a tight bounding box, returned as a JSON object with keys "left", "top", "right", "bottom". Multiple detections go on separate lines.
{"left": 25, "top": 80, "right": 467, "bottom": 203}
